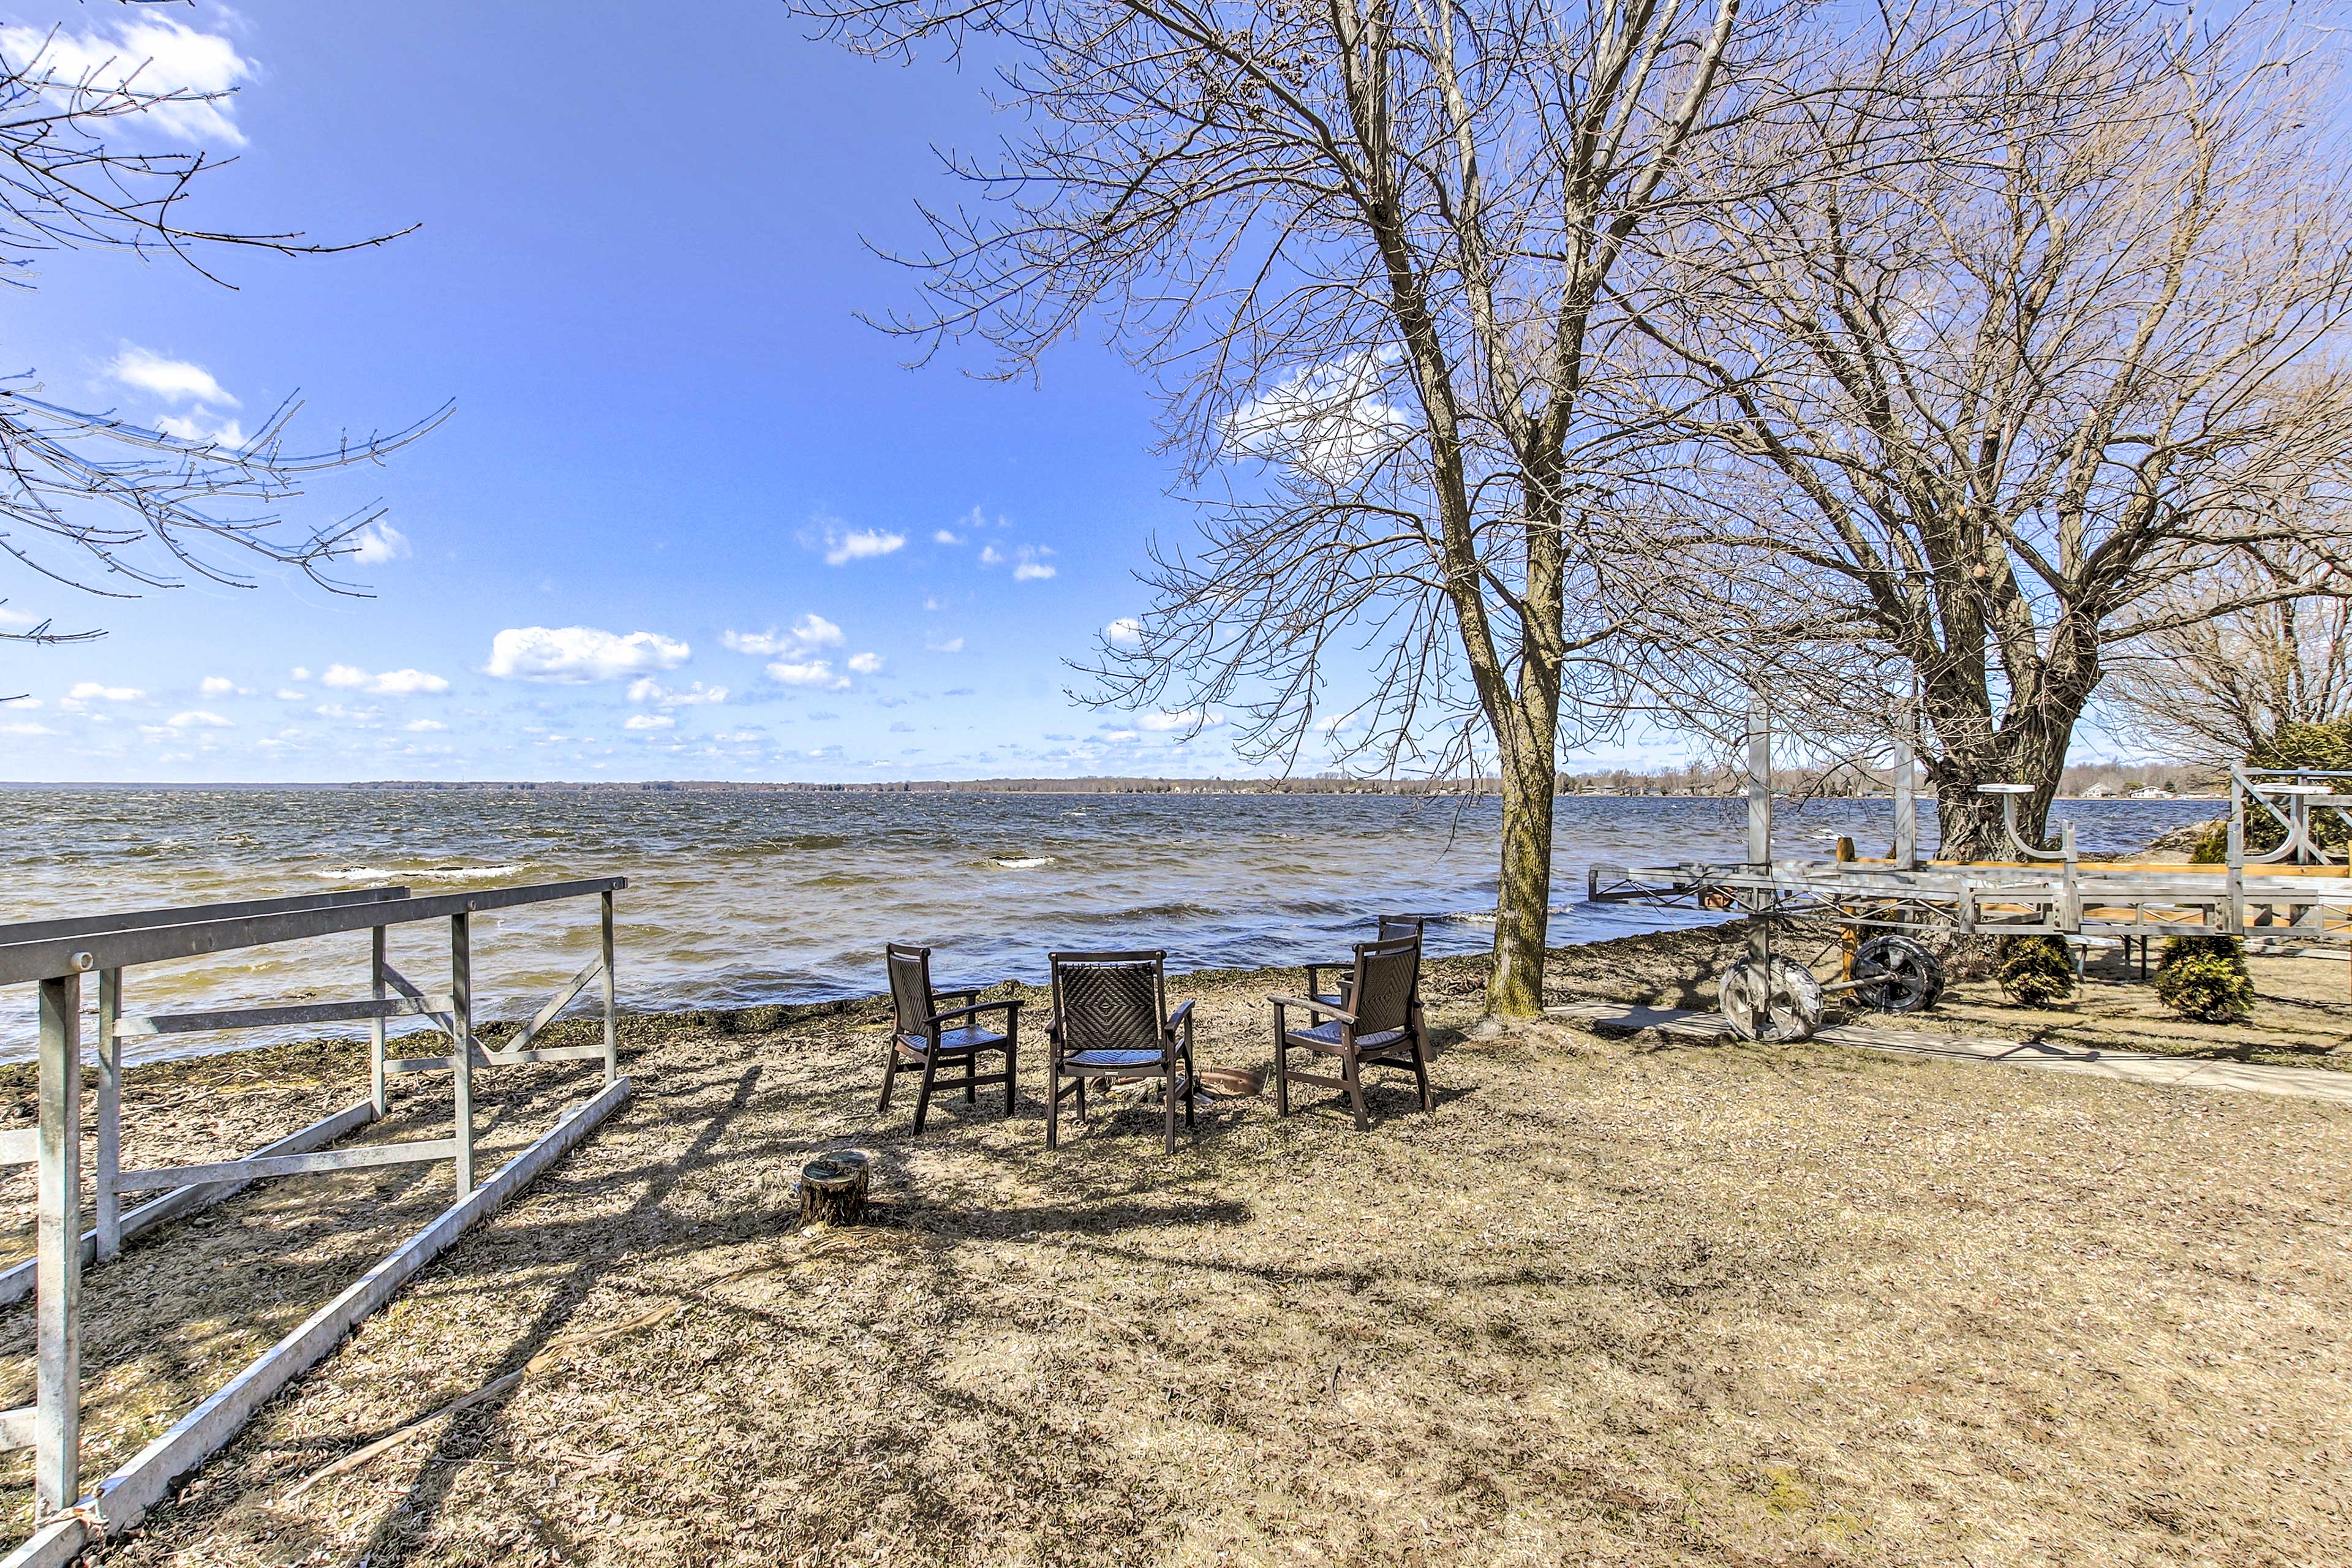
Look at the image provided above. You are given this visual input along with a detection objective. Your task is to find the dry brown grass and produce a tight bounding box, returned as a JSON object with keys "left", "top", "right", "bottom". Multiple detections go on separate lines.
{"left": 0, "top": 932, "right": 2332, "bottom": 1566}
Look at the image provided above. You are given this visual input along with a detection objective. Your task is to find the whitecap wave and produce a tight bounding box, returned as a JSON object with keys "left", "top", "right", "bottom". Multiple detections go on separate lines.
{"left": 990, "top": 856, "right": 1056, "bottom": 869}
{"left": 315, "top": 864, "right": 525, "bottom": 883}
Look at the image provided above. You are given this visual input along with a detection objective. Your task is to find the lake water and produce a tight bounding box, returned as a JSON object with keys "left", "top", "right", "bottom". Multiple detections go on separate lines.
{"left": 0, "top": 788, "right": 2216, "bottom": 1060}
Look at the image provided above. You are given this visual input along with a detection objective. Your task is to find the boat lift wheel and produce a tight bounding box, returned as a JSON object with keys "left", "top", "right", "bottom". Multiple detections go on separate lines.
{"left": 1719, "top": 955, "right": 1825, "bottom": 1042}
{"left": 1849, "top": 935, "right": 1945, "bottom": 1014}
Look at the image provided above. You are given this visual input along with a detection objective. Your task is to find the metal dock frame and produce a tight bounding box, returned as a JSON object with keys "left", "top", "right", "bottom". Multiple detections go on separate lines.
{"left": 0, "top": 875, "right": 627, "bottom": 1534}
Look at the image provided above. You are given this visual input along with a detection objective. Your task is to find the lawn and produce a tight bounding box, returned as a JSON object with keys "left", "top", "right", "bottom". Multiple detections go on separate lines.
{"left": 7, "top": 936, "right": 2336, "bottom": 1566}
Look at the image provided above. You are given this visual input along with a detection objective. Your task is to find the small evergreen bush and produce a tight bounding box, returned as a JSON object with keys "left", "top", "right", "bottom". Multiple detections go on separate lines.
{"left": 1997, "top": 935, "right": 2076, "bottom": 1007}
{"left": 2152, "top": 935, "right": 2254, "bottom": 1022}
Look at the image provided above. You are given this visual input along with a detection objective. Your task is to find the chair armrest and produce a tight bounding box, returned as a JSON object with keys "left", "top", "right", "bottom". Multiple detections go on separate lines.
{"left": 1267, "top": 993, "right": 1354, "bottom": 1022}
{"left": 924, "top": 998, "right": 1022, "bottom": 1028}
{"left": 932, "top": 986, "right": 983, "bottom": 1006}
{"left": 1166, "top": 1000, "right": 1195, "bottom": 1030}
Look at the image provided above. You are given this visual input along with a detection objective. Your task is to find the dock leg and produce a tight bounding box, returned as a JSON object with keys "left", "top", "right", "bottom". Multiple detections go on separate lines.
{"left": 95, "top": 968, "right": 121, "bottom": 1265}
{"left": 36, "top": 973, "right": 82, "bottom": 1518}
{"left": 601, "top": 889, "right": 618, "bottom": 1087}
{"left": 369, "top": 927, "right": 388, "bottom": 1118}
{"left": 451, "top": 914, "right": 475, "bottom": 1195}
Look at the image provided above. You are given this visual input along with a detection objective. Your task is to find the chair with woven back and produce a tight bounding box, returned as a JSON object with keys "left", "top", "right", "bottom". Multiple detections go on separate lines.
{"left": 880, "top": 943, "right": 1020, "bottom": 1134}
{"left": 1270, "top": 932, "right": 1432, "bottom": 1130}
{"left": 1044, "top": 950, "right": 1197, "bottom": 1153}
{"left": 1303, "top": 913, "right": 1427, "bottom": 1019}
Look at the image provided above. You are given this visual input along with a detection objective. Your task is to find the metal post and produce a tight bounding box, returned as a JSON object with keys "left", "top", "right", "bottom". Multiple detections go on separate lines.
{"left": 1746, "top": 707, "right": 1773, "bottom": 867}
{"left": 369, "top": 927, "right": 388, "bottom": 1118}
{"left": 95, "top": 968, "right": 122, "bottom": 1264}
{"left": 600, "top": 889, "right": 618, "bottom": 1087}
{"left": 36, "top": 972, "right": 82, "bottom": 1518}
{"left": 1746, "top": 705, "right": 1772, "bottom": 960}
{"left": 2227, "top": 791, "right": 2246, "bottom": 937}
{"left": 450, "top": 914, "right": 474, "bottom": 1195}
{"left": 1892, "top": 738, "right": 1917, "bottom": 870}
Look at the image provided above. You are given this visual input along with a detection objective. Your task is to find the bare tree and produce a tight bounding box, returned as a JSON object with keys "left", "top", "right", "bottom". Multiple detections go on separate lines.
{"left": 2104, "top": 542, "right": 2352, "bottom": 766}
{"left": 1629, "top": 0, "right": 2352, "bottom": 859}
{"left": 0, "top": 18, "right": 447, "bottom": 647}
{"left": 801, "top": 0, "right": 1795, "bottom": 1015}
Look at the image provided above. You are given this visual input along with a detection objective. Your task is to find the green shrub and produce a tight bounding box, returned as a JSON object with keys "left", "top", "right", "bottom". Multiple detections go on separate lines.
{"left": 2152, "top": 935, "right": 2254, "bottom": 1022}
{"left": 1997, "top": 935, "right": 2076, "bottom": 1007}
{"left": 2188, "top": 826, "right": 2230, "bottom": 864}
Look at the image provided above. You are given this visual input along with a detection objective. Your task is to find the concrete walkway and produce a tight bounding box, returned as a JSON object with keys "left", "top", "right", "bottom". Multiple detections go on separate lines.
{"left": 1544, "top": 1000, "right": 2352, "bottom": 1106}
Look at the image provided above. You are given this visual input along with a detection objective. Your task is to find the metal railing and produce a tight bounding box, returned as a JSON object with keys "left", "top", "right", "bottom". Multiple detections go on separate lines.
{"left": 0, "top": 876, "right": 625, "bottom": 1522}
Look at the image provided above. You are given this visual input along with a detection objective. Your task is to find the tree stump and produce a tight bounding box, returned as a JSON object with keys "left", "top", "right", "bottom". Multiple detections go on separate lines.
{"left": 797, "top": 1151, "right": 869, "bottom": 1226}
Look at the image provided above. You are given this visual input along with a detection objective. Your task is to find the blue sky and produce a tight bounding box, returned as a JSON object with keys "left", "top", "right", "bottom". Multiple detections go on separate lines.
{"left": 0, "top": 1, "right": 1894, "bottom": 783}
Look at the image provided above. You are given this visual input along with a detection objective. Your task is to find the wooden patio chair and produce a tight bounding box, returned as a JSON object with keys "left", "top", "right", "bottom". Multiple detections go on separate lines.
{"left": 1044, "top": 950, "right": 1197, "bottom": 1153}
{"left": 1270, "top": 933, "right": 1432, "bottom": 1130}
{"left": 880, "top": 943, "right": 1020, "bottom": 1134}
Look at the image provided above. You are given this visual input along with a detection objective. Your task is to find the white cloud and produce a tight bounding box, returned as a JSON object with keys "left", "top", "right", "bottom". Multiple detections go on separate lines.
{"left": 767, "top": 659, "right": 850, "bottom": 690}
{"left": 0, "top": 720, "right": 55, "bottom": 736}
{"left": 6, "top": 17, "right": 255, "bottom": 145}
{"left": 274, "top": 688, "right": 307, "bottom": 701}
{"left": 846, "top": 652, "right": 884, "bottom": 675}
{"left": 979, "top": 543, "right": 1056, "bottom": 579}
{"left": 624, "top": 713, "right": 676, "bottom": 731}
{"left": 724, "top": 615, "right": 841, "bottom": 657}
{"left": 924, "top": 636, "right": 964, "bottom": 654}
{"left": 322, "top": 665, "right": 450, "bottom": 696}
{"left": 165, "top": 710, "right": 233, "bottom": 728}
{"left": 486, "top": 627, "right": 689, "bottom": 683}
{"left": 198, "top": 675, "right": 238, "bottom": 697}
{"left": 110, "top": 347, "right": 236, "bottom": 405}
{"left": 1225, "top": 350, "right": 1412, "bottom": 481}
{"left": 156, "top": 412, "right": 248, "bottom": 448}
{"left": 350, "top": 523, "right": 410, "bottom": 565}
{"left": 1105, "top": 618, "right": 1144, "bottom": 649}
{"left": 933, "top": 529, "right": 962, "bottom": 545}
{"left": 721, "top": 629, "right": 786, "bottom": 657}
{"left": 821, "top": 527, "right": 905, "bottom": 566}
{"left": 65, "top": 682, "right": 142, "bottom": 704}
{"left": 290, "top": 666, "right": 311, "bottom": 681}
{"left": 627, "top": 678, "right": 726, "bottom": 709}
{"left": 1138, "top": 709, "right": 1223, "bottom": 732}
{"left": 404, "top": 718, "right": 447, "bottom": 733}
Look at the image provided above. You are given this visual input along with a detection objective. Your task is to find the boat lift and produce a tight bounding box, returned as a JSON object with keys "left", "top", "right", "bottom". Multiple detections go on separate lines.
{"left": 1586, "top": 715, "right": 2352, "bottom": 1040}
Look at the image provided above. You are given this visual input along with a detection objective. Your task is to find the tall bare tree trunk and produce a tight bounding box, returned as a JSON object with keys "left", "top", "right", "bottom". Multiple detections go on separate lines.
{"left": 1491, "top": 712, "right": 1559, "bottom": 1015}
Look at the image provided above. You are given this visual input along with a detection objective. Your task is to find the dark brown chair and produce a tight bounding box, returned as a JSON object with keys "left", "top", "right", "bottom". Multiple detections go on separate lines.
{"left": 1044, "top": 951, "right": 1196, "bottom": 1153}
{"left": 881, "top": 943, "right": 1020, "bottom": 1134}
{"left": 1304, "top": 914, "right": 1427, "bottom": 1013}
{"left": 1271, "top": 933, "right": 1432, "bottom": 1129}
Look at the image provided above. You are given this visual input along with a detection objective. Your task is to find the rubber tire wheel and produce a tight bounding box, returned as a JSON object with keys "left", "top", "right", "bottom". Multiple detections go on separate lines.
{"left": 1718, "top": 956, "right": 1825, "bottom": 1042}
{"left": 1851, "top": 935, "right": 1945, "bottom": 1013}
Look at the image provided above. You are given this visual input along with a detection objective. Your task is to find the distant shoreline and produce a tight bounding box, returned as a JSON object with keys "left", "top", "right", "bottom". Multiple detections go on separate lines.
{"left": 0, "top": 777, "right": 2226, "bottom": 800}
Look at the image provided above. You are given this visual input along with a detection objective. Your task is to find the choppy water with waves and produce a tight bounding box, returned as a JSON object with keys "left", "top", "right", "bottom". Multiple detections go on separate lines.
{"left": 0, "top": 788, "right": 2216, "bottom": 1061}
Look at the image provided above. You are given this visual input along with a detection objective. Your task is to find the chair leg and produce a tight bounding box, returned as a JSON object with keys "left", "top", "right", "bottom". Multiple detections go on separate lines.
{"left": 1411, "top": 1033, "right": 1433, "bottom": 1114}
{"left": 1274, "top": 1014, "right": 1290, "bottom": 1118}
{"left": 1047, "top": 1066, "right": 1060, "bottom": 1148}
{"left": 1183, "top": 1038, "right": 1196, "bottom": 1131}
{"left": 879, "top": 1047, "right": 899, "bottom": 1114}
{"left": 1003, "top": 1042, "right": 1017, "bottom": 1117}
{"left": 965, "top": 1050, "right": 977, "bottom": 1102}
{"left": 1342, "top": 1048, "right": 1368, "bottom": 1131}
{"left": 913, "top": 1052, "right": 940, "bottom": 1135}
{"left": 1164, "top": 1061, "right": 1176, "bottom": 1155}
